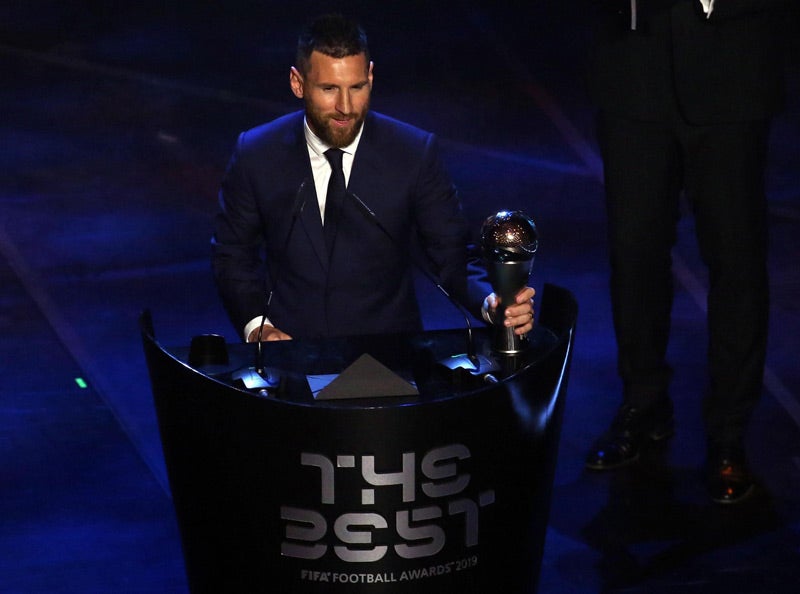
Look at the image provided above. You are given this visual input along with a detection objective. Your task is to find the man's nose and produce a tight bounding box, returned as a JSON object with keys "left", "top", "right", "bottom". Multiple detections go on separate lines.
{"left": 336, "top": 91, "right": 351, "bottom": 114}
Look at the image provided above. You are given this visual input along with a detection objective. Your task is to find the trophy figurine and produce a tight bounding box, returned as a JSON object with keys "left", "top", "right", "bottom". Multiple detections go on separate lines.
{"left": 481, "top": 210, "right": 538, "bottom": 354}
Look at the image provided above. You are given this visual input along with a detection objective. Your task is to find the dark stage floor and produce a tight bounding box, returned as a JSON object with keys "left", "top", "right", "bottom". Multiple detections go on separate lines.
{"left": 2, "top": 2, "right": 799, "bottom": 592}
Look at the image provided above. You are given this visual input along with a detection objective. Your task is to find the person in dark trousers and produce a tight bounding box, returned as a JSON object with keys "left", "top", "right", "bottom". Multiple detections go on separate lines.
{"left": 584, "top": 0, "right": 787, "bottom": 504}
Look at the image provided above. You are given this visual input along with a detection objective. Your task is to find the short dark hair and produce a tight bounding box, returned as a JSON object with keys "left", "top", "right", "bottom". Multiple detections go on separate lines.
{"left": 295, "top": 14, "right": 370, "bottom": 75}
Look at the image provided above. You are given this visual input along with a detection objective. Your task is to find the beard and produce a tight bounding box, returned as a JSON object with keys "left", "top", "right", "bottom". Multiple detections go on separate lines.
{"left": 304, "top": 97, "right": 369, "bottom": 148}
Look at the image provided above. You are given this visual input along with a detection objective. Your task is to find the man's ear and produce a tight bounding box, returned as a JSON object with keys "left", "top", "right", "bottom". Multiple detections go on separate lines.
{"left": 289, "top": 66, "right": 304, "bottom": 98}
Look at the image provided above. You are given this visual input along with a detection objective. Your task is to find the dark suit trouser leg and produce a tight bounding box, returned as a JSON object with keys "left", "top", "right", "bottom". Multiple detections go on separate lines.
{"left": 681, "top": 119, "right": 771, "bottom": 448}
{"left": 599, "top": 113, "right": 770, "bottom": 446}
{"left": 598, "top": 113, "right": 683, "bottom": 409}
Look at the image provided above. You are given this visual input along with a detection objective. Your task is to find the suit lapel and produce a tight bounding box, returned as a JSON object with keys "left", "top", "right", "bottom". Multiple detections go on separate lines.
{"left": 298, "top": 180, "right": 328, "bottom": 272}
{"left": 347, "top": 113, "right": 383, "bottom": 209}
{"left": 277, "top": 114, "right": 329, "bottom": 273}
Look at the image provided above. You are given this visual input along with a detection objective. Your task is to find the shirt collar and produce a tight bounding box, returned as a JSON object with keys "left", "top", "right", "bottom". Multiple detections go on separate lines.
{"left": 303, "top": 116, "right": 365, "bottom": 158}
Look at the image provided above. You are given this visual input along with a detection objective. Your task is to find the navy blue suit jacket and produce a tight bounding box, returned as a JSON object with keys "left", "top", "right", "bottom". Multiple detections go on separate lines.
{"left": 212, "top": 110, "right": 490, "bottom": 339}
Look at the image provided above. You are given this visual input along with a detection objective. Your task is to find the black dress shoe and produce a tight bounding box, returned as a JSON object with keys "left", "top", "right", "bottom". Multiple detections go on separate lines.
{"left": 585, "top": 402, "right": 674, "bottom": 470}
{"left": 707, "top": 448, "right": 755, "bottom": 505}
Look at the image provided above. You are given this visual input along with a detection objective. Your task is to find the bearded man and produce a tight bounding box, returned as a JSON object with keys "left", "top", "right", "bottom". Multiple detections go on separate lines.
{"left": 212, "top": 14, "right": 535, "bottom": 343}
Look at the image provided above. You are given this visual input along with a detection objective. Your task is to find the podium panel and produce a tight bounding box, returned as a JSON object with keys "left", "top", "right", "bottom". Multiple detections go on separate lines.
{"left": 142, "top": 284, "right": 577, "bottom": 593}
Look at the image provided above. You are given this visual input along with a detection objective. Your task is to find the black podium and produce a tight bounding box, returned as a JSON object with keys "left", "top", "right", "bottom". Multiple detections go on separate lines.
{"left": 142, "top": 284, "right": 577, "bottom": 594}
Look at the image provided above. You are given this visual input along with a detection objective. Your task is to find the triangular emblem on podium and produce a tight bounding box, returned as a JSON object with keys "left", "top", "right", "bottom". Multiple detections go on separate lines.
{"left": 316, "top": 353, "right": 419, "bottom": 400}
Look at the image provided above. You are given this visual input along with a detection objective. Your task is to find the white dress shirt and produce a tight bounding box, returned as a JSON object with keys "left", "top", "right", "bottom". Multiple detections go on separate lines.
{"left": 699, "top": 0, "right": 715, "bottom": 17}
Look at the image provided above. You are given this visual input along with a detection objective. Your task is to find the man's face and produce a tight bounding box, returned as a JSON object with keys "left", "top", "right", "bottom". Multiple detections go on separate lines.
{"left": 290, "top": 51, "right": 373, "bottom": 147}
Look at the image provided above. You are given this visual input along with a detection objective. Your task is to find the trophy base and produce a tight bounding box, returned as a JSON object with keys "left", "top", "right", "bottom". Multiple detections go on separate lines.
{"left": 492, "top": 324, "right": 530, "bottom": 355}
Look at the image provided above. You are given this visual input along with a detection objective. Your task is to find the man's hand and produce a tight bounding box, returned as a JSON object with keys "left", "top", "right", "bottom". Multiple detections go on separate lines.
{"left": 484, "top": 286, "right": 536, "bottom": 336}
{"left": 247, "top": 325, "right": 292, "bottom": 343}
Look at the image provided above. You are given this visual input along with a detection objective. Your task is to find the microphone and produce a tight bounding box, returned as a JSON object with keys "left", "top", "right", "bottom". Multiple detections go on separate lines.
{"left": 481, "top": 210, "right": 538, "bottom": 354}
{"left": 348, "top": 191, "right": 496, "bottom": 377}
{"left": 237, "top": 178, "right": 309, "bottom": 391}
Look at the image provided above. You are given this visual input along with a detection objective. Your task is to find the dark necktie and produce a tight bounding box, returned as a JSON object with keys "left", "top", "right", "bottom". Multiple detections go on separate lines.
{"left": 323, "top": 148, "right": 346, "bottom": 253}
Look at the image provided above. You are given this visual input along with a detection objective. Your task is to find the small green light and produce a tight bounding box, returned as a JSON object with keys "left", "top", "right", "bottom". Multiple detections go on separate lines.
{"left": 75, "top": 378, "right": 88, "bottom": 389}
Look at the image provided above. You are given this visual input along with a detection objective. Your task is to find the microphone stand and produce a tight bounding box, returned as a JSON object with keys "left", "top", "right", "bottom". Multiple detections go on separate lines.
{"left": 255, "top": 292, "right": 273, "bottom": 376}
{"left": 348, "top": 192, "right": 498, "bottom": 379}
{"left": 235, "top": 179, "right": 309, "bottom": 392}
